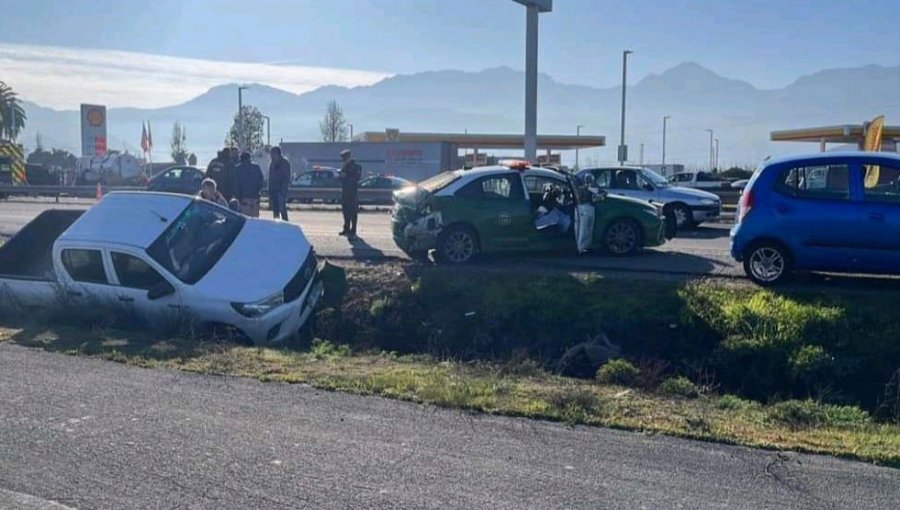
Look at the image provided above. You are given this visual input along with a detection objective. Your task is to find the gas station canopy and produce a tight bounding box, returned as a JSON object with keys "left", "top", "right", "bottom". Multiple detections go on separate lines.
{"left": 771, "top": 124, "right": 900, "bottom": 146}
{"left": 355, "top": 131, "right": 605, "bottom": 150}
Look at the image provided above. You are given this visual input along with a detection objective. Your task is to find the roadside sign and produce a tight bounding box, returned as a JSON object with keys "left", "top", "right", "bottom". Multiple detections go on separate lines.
{"left": 80, "top": 104, "right": 108, "bottom": 157}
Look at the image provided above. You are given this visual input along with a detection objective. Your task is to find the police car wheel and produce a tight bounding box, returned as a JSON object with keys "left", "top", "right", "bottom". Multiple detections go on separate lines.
{"left": 602, "top": 219, "right": 641, "bottom": 256}
{"left": 437, "top": 225, "right": 478, "bottom": 264}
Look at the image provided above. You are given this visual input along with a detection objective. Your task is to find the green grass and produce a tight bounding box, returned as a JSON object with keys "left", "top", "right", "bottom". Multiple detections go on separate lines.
{"left": 2, "top": 325, "right": 899, "bottom": 468}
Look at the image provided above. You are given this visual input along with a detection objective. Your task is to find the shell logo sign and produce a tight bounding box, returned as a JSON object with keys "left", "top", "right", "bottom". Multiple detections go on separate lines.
{"left": 80, "top": 104, "right": 108, "bottom": 157}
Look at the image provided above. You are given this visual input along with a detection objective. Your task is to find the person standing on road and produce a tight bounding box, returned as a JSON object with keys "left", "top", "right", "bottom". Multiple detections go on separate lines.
{"left": 235, "top": 152, "right": 264, "bottom": 217}
{"left": 206, "top": 147, "right": 236, "bottom": 201}
{"left": 268, "top": 146, "right": 291, "bottom": 221}
{"left": 339, "top": 149, "right": 362, "bottom": 237}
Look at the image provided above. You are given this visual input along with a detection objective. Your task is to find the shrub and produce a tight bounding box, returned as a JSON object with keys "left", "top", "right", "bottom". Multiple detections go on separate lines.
{"left": 716, "top": 394, "right": 755, "bottom": 410}
{"left": 659, "top": 376, "right": 701, "bottom": 399}
{"left": 596, "top": 359, "right": 641, "bottom": 386}
{"left": 768, "top": 399, "right": 870, "bottom": 428}
{"left": 309, "top": 339, "right": 350, "bottom": 360}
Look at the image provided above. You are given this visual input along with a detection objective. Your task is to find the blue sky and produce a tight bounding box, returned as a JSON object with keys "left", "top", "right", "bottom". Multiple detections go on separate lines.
{"left": 2, "top": 0, "right": 899, "bottom": 92}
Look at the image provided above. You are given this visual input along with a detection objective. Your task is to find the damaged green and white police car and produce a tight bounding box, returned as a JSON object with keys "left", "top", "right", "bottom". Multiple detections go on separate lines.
{"left": 391, "top": 161, "right": 675, "bottom": 263}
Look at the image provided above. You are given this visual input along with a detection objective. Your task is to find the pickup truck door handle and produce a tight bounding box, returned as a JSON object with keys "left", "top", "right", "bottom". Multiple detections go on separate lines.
{"left": 868, "top": 212, "right": 885, "bottom": 221}
{"left": 118, "top": 296, "right": 135, "bottom": 303}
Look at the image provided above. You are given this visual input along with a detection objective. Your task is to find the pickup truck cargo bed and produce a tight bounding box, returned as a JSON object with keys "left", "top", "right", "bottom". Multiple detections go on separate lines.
{"left": 0, "top": 210, "right": 83, "bottom": 280}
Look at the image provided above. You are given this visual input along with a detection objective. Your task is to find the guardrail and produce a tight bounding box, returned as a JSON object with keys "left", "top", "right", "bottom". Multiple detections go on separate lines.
{"left": 0, "top": 184, "right": 396, "bottom": 204}
{"left": 0, "top": 184, "right": 737, "bottom": 206}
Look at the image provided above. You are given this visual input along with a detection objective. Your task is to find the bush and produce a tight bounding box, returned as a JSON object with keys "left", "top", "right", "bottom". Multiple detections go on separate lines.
{"left": 659, "top": 376, "right": 701, "bottom": 399}
{"left": 716, "top": 394, "right": 755, "bottom": 410}
{"left": 768, "top": 399, "right": 870, "bottom": 428}
{"left": 596, "top": 359, "right": 641, "bottom": 386}
{"left": 309, "top": 339, "right": 350, "bottom": 360}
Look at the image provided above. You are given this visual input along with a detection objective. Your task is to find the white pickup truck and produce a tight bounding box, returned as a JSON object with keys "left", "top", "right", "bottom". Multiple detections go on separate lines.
{"left": 0, "top": 192, "right": 323, "bottom": 345}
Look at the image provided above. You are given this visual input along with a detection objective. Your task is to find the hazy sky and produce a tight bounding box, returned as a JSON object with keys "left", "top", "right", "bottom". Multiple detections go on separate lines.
{"left": 2, "top": 0, "right": 899, "bottom": 106}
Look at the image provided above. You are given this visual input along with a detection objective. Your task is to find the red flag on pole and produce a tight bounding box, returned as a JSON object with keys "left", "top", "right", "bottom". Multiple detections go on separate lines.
{"left": 141, "top": 122, "right": 149, "bottom": 153}
{"left": 147, "top": 121, "right": 153, "bottom": 150}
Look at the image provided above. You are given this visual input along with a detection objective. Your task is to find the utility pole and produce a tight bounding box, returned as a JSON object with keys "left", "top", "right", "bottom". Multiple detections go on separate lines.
{"left": 349, "top": 123, "right": 354, "bottom": 141}
{"left": 618, "top": 50, "right": 633, "bottom": 166}
{"left": 705, "top": 128, "right": 714, "bottom": 170}
{"left": 261, "top": 115, "right": 271, "bottom": 147}
{"left": 662, "top": 115, "right": 670, "bottom": 166}
{"left": 639, "top": 143, "right": 644, "bottom": 166}
{"left": 714, "top": 138, "right": 720, "bottom": 171}
{"left": 237, "top": 85, "right": 249, "bottom": 150}
{"left": 575, "top": 124, "right": 584, "bottom": 170}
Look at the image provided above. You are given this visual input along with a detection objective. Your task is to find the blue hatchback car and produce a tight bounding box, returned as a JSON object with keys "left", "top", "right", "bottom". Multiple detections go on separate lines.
{"left": 731, "top": 152, "right": 900, "bottom": 285}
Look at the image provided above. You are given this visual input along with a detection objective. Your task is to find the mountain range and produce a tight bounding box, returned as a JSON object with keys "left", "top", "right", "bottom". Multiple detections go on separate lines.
{"left": 18, "top": 62, "right": 900, "bottom": 168}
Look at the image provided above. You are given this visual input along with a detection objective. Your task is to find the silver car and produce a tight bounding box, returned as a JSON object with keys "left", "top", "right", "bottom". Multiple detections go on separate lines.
{"left": 577, "top": 167, "right": 721, "bottom": 228}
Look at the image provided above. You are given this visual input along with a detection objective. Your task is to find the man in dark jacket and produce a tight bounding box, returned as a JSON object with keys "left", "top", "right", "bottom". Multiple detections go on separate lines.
{"left": 205, "top": 147, "right": 236, "bottom": 200}
{"left": 339, "top": 149, "right": 362, "bottom": 237}
{"left": 235, "top": 152, "right": 264, "bottom": 217}
{"left": 268, "top": 146, "right": 291, "bottom": 221}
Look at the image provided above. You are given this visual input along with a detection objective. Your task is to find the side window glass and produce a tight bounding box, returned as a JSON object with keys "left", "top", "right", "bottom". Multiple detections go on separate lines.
{"left": 295, "top": 173, "right": 313, "bottom": 186}
{"left": 612, "top": 170, "right": 639, "bottom": 190}
{"left": 165, "top": 169, "right": 182, "bottom": 179}
{"left": 862, "top": 164, "right": 900, "bottom": 204}
{"left": 697, "top": 172, "right": 715, "bottom": 182}
{"left": 482, "top": 177, "right": 513, "bottom": 199}
{"left": 592, "top": 171, "right": 611, "bottom": 188}
{"left": 777, "top": 164, "right": 850, "bottom": 200}
{"left": 112, "top": 252, "right": 166, "bottom": 291}
{"left": 61, "top": 249, "right": 108, "bottom": 284}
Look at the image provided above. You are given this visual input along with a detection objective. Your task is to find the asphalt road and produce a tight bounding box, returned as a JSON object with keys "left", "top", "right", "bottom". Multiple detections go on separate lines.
{"left": 1, "top": 343, "right": 897, "bottom": 510}
{"left": 0, "top": 198, "right": 740, "bottom": 277}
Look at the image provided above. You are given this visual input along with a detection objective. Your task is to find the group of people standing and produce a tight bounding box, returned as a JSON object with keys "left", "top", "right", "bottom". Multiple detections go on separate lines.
{"left": 197, "top": 146, "right": 363, "bottom": 238}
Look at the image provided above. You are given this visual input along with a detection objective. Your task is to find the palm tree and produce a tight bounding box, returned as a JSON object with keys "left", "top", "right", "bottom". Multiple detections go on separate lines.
{"left": 0, "top": 81, "right": 27, "bottom": 141}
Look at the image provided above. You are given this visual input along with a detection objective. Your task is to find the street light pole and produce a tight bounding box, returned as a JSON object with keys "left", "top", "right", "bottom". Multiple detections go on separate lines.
{"left": 618, "top": 50, "right": 633, "bottom": 166}
{"left": 349, "top": 123, "right": 354, "bottom": 141}
{"left": 237, "top": 85, "right": 249, "bottom": 150}
{"left": 662, "top": 115, "right": 671, "bottom": 166}
{"left": 705, "top": 128, "right": 714, "bottom": 170}
{"left": 261, "top": 115, "right": 271, "bottom": 148}
{"left": 575, "top": 124, "right": 584, "bottom": 170}
{"left": 714, "top": 138, "right": 720, "bottom": 170}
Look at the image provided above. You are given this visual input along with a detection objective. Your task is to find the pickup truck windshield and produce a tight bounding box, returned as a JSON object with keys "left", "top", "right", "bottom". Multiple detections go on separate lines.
{"left": 147, "top": 201, "right": 244, "bottom": 284}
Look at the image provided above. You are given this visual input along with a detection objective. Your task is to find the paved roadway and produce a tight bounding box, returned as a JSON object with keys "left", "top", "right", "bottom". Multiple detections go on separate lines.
{"left": 0, "top": 198, "right": 740, "bottom": 277}
{"left": 1, "top": 343, "right": 898, "bottom": 510}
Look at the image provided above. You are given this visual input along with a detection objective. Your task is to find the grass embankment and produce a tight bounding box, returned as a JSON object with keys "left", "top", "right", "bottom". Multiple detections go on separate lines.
{"left": 2, "top": 263, "right": 900, "bottom": 466}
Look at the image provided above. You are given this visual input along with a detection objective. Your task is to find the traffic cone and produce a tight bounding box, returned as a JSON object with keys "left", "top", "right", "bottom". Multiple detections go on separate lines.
{"left": 96, "top": 182, "right": 103, "bottom": 200}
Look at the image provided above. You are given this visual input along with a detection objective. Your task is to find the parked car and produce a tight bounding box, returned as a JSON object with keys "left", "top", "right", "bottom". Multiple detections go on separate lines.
{"left": 731, "top": 152, "right": 900, "bottom": 285}
{"left": 147, "top": 166, "right": 205, "bottom": 195}
{"left": 576, "top": 166, "right": 721, "bottom": 228}
{"left": 359, "top": 175, "right": 413, "bottom": 204}
{"left": 290, "top": 167, "right": 341, "bottom": 203}
{"left": 291, "top": 167, "right": 341, "bottom": 189}
{"left": 668, "top": 171, "right": 728, "bottom": 189}
{"left": 0, "top": 192, "right": 323, "bottom": 344}
{"left": 392, "top": 161, "right": 673, "bottom": 263}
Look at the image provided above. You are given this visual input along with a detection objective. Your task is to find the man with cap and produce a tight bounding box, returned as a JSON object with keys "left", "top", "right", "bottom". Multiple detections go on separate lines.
{"left": 338, "top": 149, "right": 362, "bottom": 237}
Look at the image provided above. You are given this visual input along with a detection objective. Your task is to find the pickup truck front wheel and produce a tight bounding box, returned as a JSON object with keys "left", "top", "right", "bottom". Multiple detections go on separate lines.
{"left": 436, "top": 225, "right": 478, "bottom": 264}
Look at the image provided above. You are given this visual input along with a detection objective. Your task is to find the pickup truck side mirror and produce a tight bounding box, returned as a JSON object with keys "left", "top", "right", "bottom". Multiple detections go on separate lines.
{"left": 642, "top": 183, "right": 655, "bottom": 192}
{"left": 148, "top": 281, "right": 176, "bottom": 301}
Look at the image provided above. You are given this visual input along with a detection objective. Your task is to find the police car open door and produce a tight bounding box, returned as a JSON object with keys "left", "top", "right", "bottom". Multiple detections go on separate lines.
{"left": 574, "top": 201, "right": 595, "bottom": 253}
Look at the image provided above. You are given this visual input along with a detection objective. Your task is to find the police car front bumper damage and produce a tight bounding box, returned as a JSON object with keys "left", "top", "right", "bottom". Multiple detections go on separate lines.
{"left": 393, "top": 211, "right": 443, "bottom": 253}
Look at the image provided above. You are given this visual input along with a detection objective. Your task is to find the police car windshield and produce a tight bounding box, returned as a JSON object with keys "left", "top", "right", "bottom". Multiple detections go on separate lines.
{"left": 418, "top": 171, "right": 460, "bottom": 193}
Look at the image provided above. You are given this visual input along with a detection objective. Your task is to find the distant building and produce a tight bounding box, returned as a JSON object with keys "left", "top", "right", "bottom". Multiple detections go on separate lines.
{"left": 280, "top": 130, "right": 605, "bottom": 182}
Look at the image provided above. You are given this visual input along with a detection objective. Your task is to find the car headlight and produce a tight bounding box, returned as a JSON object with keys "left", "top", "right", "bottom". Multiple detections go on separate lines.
{"left": 698, "top": 198, "right": 718, "bottom": 205}
{"left": 231, "top": 292, "right": 285, "bottom": 318}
